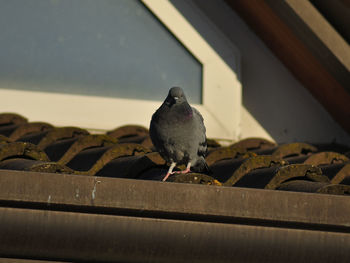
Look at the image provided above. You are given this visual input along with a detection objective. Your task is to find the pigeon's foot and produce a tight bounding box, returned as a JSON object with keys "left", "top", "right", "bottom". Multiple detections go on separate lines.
{"left": 173, "top": 168, "right": 191, "bottom": 174}
{"left": 163, "top": 168, "right": 190, "bottom": 181}
{"left": 162, "top": 172, "right": 175, "bottom": 182}
{"left": 180, "top": 167, "right": 191, "bottom": 174}
{"left": 178, "top": 162, "right": 192, "bottom": 174}
{"left": 162, "top": 162, "right": 191, "bottom": 181}
{"left": 163, "top": 162, "right": 177, "bottom": 181}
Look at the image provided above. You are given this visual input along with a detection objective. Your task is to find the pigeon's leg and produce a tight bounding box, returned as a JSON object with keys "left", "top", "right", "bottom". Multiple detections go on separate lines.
{"left": 173, "top": 162, "right": 192, "bottom": 174}
{"left": 163, "top": 162, "right": 176, "bottom": 181}
{"left": 179, "top": 162, "right": 191, "bottom": 174}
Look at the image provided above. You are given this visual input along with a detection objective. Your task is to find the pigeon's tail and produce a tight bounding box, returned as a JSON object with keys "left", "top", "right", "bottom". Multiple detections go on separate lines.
{"left": 192, "top": 158, "right": 212, "bottom": 175}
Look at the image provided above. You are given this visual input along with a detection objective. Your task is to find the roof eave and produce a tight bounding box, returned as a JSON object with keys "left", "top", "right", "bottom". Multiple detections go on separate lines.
{"left": 225, "top": 0, "right": 350, "bottom": 134}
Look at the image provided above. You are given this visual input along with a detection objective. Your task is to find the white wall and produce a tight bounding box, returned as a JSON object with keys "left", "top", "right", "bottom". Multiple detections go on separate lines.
{"left": 171, "top": 0, "right": 350, "bottom": 146}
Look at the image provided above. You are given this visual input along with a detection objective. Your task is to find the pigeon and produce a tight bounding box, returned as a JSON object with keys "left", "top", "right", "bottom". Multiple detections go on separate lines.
{"left": 149, "top": 87, "right": 210, "bottom": 181}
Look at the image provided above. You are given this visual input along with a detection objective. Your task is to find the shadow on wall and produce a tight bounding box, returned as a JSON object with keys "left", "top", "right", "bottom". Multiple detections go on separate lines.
{"left": 170, "top": 0, "right": 350, "bottom": 146}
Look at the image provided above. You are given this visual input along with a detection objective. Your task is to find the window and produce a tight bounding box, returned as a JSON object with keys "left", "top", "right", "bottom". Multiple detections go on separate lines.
{"left": 0, "top": 0, "right": 241, "bottom": 139}
{"left": 0, "top": 0, "right": 202, "bottom": 103}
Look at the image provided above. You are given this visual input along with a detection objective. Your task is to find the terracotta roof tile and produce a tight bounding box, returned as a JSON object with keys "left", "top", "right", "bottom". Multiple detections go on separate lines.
{"left": 0, "top": 142, "right": 49, "bottom": 162}
{"left": 37, "top": 127, "right": 89, "bottom": 149}
{"left": 0, "top": 112, "right": 28, "bottom": 125}
{"left": 8, "top": 122, "right": 54, "bottom": 142}
{"left": 0, "top": 158, "right": 73, "bottom": 174}
{"left": 0, "top": 112, "right": 349, "bottom": 197}
{"left": 229, "top": 137, "right": 277, "bottom": 152}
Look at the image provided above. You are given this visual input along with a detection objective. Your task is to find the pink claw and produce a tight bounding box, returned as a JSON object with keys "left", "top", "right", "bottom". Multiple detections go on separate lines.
{"left": 162, "top": 162, "right": 192, "bottom": 181}
{"left": 162, "top": 172, "right": 174, "bottom": 181}
{"left": 174, "top": 168, "right": 191, "bottom": 174}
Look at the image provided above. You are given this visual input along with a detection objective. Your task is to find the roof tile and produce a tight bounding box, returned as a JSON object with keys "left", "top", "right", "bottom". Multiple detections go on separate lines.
{"left": 0, "top": 112, "right": 349, "bottom": 196}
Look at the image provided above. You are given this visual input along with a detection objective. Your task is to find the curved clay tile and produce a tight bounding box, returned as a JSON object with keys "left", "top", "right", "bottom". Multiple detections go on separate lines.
{"left": 230, "top": 137, "right": 276, "bottom": 151}
{"left": 95, "top": 152, "right": 166, "bottom": 179}
{"left": 37, "top": 127, "right": 90, "bottom": 150}
{"left": 140, "top": 136, "right": 154, "bottom": 149}
{"left": 224, "top": 155, "right": 287, "bottom": 186}
{"left": 65, "top": 146, "right": 112, "bottom": 172}
{"left": 0, "top": 112, "right": 28, "bottom": 141}
{"left": 206, "top": 138, "right": 221, "bottom": 148}
{"left": 144, "top": 151, "right": 166, "bottom": 166}
{"left": 65, "top": 143, "right": 151, "bottom": 176}
{"left": 0, "top": 113, "right": 28, "bottom": 137}
{"left": 137, "top": 152, "right": 168, "bottom": 180}
{"left": 0, "top": 158, "right": 73, "bottom": 174}
{"left": 58, "top": 134, "right": 118, "bottom": 165}
{"left": 44, "top": 137, "right": 82, "bottom": 162}
{"left": 205, "top": 147, "right": 256, "bottom": 166}
{"left": 277, "top": 180, "right": 330, "bottom": 193}
{"left": 168, "top": 173, "right": 222, "bottom": 186}
{"left": 94, "top": 155, "right": 145, "bottom": 178}
{"left": 278, "top": 183, "right": 350, "bottom": 195}
{"left": 209, "top": 158, "right": 251, "bottom": 183}
{"left": 0, "top": 124, "right": 18, "bottom": 138}
{"left": 317, "top": 184, "right": 350, "bottom": 195}
{"left": 232, "top": 166, "right": 283, "bottom": 189}
{"left": 0, "top": 113, "right": 28, "bottom": 125}
{"left": 302, "top": 152, "right": 349, "bottom": 182}
{"left": 107, "top": 125, "right": 149, "bottom": 139}
{"left": 9, "top": 122, "right": 54, "bottom": 141}
{"left": 303, "top": 152, "right": 349, "bottom": 166}
{"left": 0, "top": 135, "right": 10, "bottom": 145}
{"left": 319, "top": 163, "right": 347, "bottom": 181}
{"left": 117, "top": 135, "right": 150, "bottom": 144}
{"left": 0, "top": 142, "right": 50, "bottom": 162}
{"left": 272, "top": 143, "right": 318, "bottom": 159}
{"left": 281, "top": 155, "right": 310, "bottom": 164}
{"left": 331, "top": 164, "right": 350, "bottom": 185}
{"left": 265, "top": 164, "right": 329, "bottom": 190}
{"left": 83, "top": 143, "right": 151, "bottom": 176}
{"left": 15, "top": 130, "right": 49, "bottom": 145}
{"left": 138, "top": 167, "right": 168, "bottom": 181}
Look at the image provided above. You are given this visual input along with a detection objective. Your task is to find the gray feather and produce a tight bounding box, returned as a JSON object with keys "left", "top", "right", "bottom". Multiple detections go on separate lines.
{"left": 150, "top": 87, "right": 210, "bottom": 174}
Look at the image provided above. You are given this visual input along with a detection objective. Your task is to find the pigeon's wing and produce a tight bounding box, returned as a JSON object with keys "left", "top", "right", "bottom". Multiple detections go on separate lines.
{"left": 192, "top": 107, "right": 207, "bottom": 157}
{"left": 191, "top": 107, "right": 211, "bottom": 174}
{"left": 150, "top": 112, "right": 164, "bottom": 149}
{"left": 149, "top": 109, "right": 172, "bottom": 161}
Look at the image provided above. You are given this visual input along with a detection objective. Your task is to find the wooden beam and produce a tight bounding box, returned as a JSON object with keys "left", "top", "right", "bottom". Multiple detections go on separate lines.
{"left": 286, "top": 0, "right": 350, "bottom": 71}
{"left": 226, "top": 0, "right": 350, "bottom": 134}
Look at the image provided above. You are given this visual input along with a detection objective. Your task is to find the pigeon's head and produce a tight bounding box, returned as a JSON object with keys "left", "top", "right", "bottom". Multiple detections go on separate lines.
{"left": 165, "top": 87, "right": 187, "bottom": 106}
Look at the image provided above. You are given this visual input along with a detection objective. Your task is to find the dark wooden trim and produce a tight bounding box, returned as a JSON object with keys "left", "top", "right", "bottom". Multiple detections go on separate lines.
{"left": 266, "top": 0, "right": 350, "bottom": 92}
{"left": 0, "top": 169, "right": 350, "bottom": 228}
{"left": 1, "top": 169, "right": 350, "bottom": 262}
{"left": 226, "top": 0, "right": 350, "bottom": 134}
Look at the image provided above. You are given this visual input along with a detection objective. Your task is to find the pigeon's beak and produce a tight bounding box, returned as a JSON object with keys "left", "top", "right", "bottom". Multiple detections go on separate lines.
{"left": 167, "top": 96, "right": 179, "bottom": 105}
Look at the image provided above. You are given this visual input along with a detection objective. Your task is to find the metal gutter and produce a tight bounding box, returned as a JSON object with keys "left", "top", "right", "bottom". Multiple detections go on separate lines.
{"left": 0, "top": 169, "right": 350, "bottom": 262}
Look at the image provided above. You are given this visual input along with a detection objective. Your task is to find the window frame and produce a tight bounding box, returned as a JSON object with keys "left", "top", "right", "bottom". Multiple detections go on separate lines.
{"left": 0, "top": 0, "right": 241, "bottom": 140}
